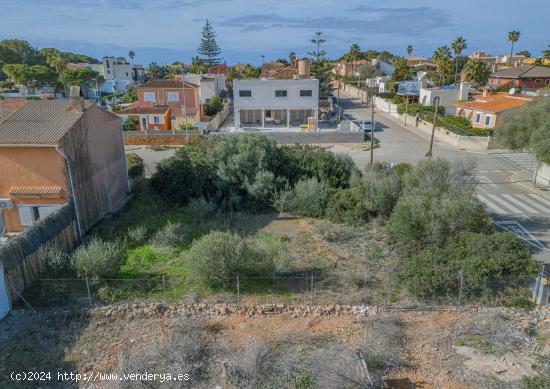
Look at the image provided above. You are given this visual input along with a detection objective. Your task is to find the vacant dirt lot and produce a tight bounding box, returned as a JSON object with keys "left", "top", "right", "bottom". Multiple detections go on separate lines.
{"left": 1, "top": 304, "right": 549, "bottom": 388}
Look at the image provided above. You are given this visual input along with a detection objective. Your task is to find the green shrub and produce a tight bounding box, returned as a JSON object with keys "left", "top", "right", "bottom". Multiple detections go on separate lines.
{"left": 204, "top": 95, "right": 224, "bottom": 116}
{"left": 127, "top": 225, "right": 148, "bottom": 244}
{"left": 324, "top": 188, "right": 367, "bottom": 225}
{"left": 151, "top": 221, "right": 185, "bottom": 247}
{"left": 151, "top": 145, "right": 213, "bottom": 205}
{"left": 186, "top": 231, "right": 267, "bottom": 287}
{"left": 281, "top": 177, "right": 330, "bottom": 217}
{"left": 400, "top": 232, "right": 538, "bottom": 300}
{"left": 393, "top": 162, "right": 413, "bottom": 183}
{"left": 358, "top": 162, "right": 401, "bottom": 218}
{"left": 126, "top": 152, "right": 144, "bottom": 178}
{"left": 186, "top": 197, "right": 217, "bottom": 222}
{"left": 122, "top": 117, "right": 138, "bottom": 131}
{"left": 277, "top": 144, "right": 357, "bottom": 188}
{"left": 38, "top": 246, "right": 71, "bottom": 276}
{"left": 254, "top": 232, "right": 292, "bottom": 273}
{"left": 73, "top": 238, "right": 123, "bottom": 278}
{"left": 244, "top": 170, "right": 283, "bottom": 210}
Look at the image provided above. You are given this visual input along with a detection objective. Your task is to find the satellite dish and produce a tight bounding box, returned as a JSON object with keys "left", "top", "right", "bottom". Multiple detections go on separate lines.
{"left": 508, "top": 88, "right": 516, "bottom": 95}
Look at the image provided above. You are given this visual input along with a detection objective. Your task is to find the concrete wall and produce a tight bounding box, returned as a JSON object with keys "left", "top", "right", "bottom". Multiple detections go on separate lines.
{"left": 536, "top": 162, "right": 550, "bottom": 188}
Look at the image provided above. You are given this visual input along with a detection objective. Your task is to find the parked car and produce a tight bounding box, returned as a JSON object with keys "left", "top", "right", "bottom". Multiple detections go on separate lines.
{"left": 359, "top": 120, "right": 374, "bottom": 131}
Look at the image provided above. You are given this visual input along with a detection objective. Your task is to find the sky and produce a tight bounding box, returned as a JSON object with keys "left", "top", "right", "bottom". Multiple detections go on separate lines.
{"left": 1, "top": 0, "right": 549, "bottom": 66}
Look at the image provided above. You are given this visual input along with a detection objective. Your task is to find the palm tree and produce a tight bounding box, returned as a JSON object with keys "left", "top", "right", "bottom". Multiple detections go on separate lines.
{"left": 507, "top": 31, "right": 520, "bottom": 66}
{"left": 406, "top": 45, "right": 413, "bottom": 57}
{"left": 128, "top": 50, "right": 135, "bottom": 64}
{"left": 288, "top": 51, "right": 297, "bottom": 65}
{"left": 47, "top": 51, "right": 68, "bottom": 74}
{"left": 451, "top": 37, "right": 467, "bottom": 83}
{"left": 433, "top": 46, "right": 452, "bottom": 85}
{"left": 347, "top": 43, "right": 361, "bottom": 76}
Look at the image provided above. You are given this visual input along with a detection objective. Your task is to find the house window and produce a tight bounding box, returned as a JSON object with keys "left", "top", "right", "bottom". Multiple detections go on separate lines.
{"left": 18, "top": 205, "right": 61, "bottom": 227}
{"left": 535, "top": 79, "right": 542, "bottom": 84}
{"left": 239, "top": 90, "right": 252, "bottom": 97}
{"left": 300, "top": 90, "right": 313, "bottom": 97}
{"left": 166, "top": 92, "right": 179, "bottom": 102}
{"left": 143, "top": 92, "right": 156, "bottom": 103}
{"left": 275, "top": 90, "right": 287, "bottom": 97}
{"left": 153, "top": 116, "right": 160, "bottom": 124}
{"left": 474, "top": 113, "right": 481, "bottom": 123}
{"left": 484, "top": 115, "right": 492, "bottom": 126}
{"left": 546, "top": 80, "right": 550, "bottom": 85}
{"left": 126, "top": 72, "right": 129, "bottom": 77}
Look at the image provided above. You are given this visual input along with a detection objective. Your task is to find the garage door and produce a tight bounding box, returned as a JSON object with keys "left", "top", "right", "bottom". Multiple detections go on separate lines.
{"left": 0, "top": 260, "right": 10, "bottom": 320}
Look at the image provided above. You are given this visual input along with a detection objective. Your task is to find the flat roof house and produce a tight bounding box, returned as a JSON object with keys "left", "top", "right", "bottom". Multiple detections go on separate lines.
{"left": 233, "top": 78, "right": 319, "bottom": 130}
{"left": 0, "top": 98, "right": 129, "bottom": 239}
{"left": 455, "top": 92, "right": 531, "bottom": 129}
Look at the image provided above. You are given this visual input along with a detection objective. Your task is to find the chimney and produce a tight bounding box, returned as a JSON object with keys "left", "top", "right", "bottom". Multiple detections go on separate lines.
{"left": 69, "top": 85, "right": 85, "bottom": 112}
{"left": 297, "top": 59, "right": 310, "bottom": 78}
{"left": 482, "top": 88, "right": 490, "bottom": 98}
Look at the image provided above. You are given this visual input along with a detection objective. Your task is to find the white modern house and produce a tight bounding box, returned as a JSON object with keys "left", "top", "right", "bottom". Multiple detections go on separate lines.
{"left": 182, "top": 73, "right": 226, "bottom": 104}
{"left": 78, "top": 56, "right": 145, "bottom": 96}
{"left": 233, "top": 78, "right": 319, "bottom": 130}
{"left": 419, "top": 82, "right": 470, "bottom": 115}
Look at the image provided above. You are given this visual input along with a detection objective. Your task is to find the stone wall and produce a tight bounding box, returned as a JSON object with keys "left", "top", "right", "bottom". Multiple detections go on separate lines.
{"left": 220, "top": 131, "right": 365, "bottom": 144}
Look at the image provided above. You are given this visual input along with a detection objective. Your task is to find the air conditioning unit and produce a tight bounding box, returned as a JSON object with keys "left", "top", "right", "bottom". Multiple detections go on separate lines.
{"left": 0, "top": 199, "right": 13, "bottom": 209}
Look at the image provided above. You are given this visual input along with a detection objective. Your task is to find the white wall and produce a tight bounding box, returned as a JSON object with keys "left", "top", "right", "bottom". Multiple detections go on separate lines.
{"left": 233, "top": 79, "right": 319, "bottom": 110}
{"left": 0, "top": 260, "right": 10, "bottom": 320}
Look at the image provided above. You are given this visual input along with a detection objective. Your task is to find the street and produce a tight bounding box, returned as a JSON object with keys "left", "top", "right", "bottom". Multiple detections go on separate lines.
{"left": 338, "top": 91, "right": 550, "bottom": 264}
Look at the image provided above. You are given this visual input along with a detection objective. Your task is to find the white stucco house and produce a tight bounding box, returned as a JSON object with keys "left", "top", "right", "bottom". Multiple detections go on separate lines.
{"left": 233, "top": 78, "right": 319, "bottom": 130}
{"left": 182, "top": 73, "right": 226, "bottom": 104}
{"left": 419, "top": 82, "right": 470, "bottom": 115}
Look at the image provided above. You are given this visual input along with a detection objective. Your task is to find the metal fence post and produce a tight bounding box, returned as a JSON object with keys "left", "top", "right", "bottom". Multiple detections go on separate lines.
{"left": 85, "top": 276, "right": 92, "bottom": 308}
{"left": 162, "top": 275, "right": 166, "bottom": 302}
{"left": 310, "top": 273, "right": 314, "bottom": 305}
{"left": 457, "top": 272, "right": 464, "bottom": 306}
{"left": 236, "top": 274, "right": 240, "bottom": 306}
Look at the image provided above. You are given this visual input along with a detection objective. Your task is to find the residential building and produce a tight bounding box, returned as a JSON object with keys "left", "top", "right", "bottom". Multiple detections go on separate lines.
{"left": 136, "top": 79, "right": 201, "bottom": 128}
{"left": 488, "top": 65, "right": 550, "bottom": 92}
{"left": 180, "top": 73, "right": 226, "bottom": 104}
{"left": 233, "top": 76, "right": 319, "bottom": 129}
{"left": 455, "top": 92, "right": 531, "bottom": 129}
{"left": 208, "top": 64, "right": 229, "bottom": 75}
{"left": 406, "top": 55, "right": 433, "bottom": 67}
{"left": 469, "top": 51, "right": 526, "bottom": 71}
{"left": 0, "top": 97, "right": 129, "bottom": 238}
{"left": 117, "top": 104, "right": 171, "bottom": 130}
{"left": 332, "top": 60, "right": 371, "bottom": 77}
{"left": 419, "top": 82, "right": 471, "bottom": 115}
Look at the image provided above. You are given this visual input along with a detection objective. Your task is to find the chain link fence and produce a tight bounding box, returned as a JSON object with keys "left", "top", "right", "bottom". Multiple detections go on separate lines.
{"left": 10, "top": 266, "right": 549, "bottom": 309}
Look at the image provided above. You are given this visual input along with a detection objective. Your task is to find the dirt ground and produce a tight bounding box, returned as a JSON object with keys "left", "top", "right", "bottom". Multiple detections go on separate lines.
{"left": 1, "top": 305, "right": 549, "bottom": 388}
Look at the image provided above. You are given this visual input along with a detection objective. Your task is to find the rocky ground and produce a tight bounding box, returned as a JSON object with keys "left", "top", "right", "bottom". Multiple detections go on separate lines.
{"left": 1, "top": 303, "right": 549, "bottom": 388}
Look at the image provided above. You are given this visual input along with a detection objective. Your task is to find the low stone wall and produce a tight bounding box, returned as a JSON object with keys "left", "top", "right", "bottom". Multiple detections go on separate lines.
{"left": 94, "top": 302, "right": 372, "bottom": 319}
{"left": 220, "top": 131, "right": 365, "bottom": 144}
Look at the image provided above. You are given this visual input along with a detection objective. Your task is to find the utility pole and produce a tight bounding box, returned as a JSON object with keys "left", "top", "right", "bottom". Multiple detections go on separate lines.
{"left": 426, "top": 97, "right": 440, "bottom": 158}
{"left": 404, "top": 96, "right": 409, "bottom": 126}
{"left": 370, "top": 95, "right": 375, "bottom": 165}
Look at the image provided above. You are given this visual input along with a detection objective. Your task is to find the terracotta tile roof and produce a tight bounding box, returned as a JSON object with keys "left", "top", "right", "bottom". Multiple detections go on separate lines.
{"left": 456, "top": 94, "right": 531, "bottom": 112}
{"left": 9, "top": 186, "right": 65, "bottom": 197}
{"left": 491, "top": 65, "right": 550, "bottom": 79}
{"left": 0, "top": 98, "right": 28, "bottom": 119}
{"left": 0, "top": 100, "right": 96, "bottom": 144}
{"left": 119, "top": 103, "right": 169, "bottom": 115}
{"left": 140, "top": 79, "right": 197, "bottom": 88}
{"left": 209, "top": 64, "right": 228, "bottom": 74}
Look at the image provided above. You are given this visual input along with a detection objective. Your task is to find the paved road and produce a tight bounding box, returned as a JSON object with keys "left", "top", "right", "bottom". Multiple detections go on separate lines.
{"left": 338, "top": 91, "right": 550, "bottom": 264}
{"left": 125, "top": 146, "right": 176, "bottom": 177}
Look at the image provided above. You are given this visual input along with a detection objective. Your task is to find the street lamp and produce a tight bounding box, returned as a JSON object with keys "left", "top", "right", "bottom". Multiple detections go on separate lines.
{"left": 425, "top": 96, "right": 440, "bottom": 158}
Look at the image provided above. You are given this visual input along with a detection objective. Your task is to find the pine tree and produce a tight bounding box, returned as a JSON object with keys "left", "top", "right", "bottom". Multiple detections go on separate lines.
{"left": 197, "top": 19, "right": 221, "bottom": 67}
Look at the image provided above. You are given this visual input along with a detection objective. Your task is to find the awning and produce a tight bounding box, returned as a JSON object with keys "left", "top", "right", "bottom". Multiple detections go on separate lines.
{"left": 9, "top": 186, "right": 65, "bottom": 198}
